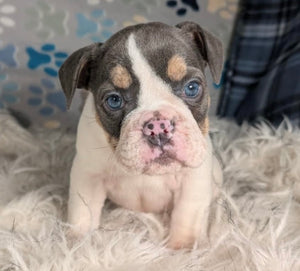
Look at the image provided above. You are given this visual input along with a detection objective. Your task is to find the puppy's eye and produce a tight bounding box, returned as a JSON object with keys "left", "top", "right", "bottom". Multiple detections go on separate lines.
{"left": 183, "top": 80, "right": 201, "bottom": 97}
{"left": 106, "top": 94, "right": 123, "bottom": 110}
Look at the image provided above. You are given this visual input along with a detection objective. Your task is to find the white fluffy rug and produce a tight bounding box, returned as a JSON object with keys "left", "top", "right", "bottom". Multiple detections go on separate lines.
{"left": 1, "top": 111, "right": 300, "bottom": 271}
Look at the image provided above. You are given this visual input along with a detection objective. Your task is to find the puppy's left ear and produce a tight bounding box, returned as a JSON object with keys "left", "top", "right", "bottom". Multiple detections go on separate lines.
{"left": 176, "top": 21, "right": 224, "bottom": 84}
{"left": 59, "top": 43, "right": 102, "bottom": 109}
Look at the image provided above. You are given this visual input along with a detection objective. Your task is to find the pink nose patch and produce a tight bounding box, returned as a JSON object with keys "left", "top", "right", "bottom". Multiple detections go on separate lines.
{"left": 143, "top": 118, "right": 174, "bottom": 146}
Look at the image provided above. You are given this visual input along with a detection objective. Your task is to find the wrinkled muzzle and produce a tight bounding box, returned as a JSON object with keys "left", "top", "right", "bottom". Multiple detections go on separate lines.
{"left": 115, "top": 106, "right": 208, "bottom": 175}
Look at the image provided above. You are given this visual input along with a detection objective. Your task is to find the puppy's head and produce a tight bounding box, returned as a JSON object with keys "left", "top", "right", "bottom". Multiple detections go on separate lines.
{"left": 59, "top": 22, "right": 223, "bottom": 175}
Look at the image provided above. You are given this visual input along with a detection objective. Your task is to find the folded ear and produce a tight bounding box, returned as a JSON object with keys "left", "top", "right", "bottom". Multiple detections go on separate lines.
{"left": 58, "top": 43, "right": 102, "bottom": 109}
{"left": 176, "top": 21, "right": 224, "bottom": 84}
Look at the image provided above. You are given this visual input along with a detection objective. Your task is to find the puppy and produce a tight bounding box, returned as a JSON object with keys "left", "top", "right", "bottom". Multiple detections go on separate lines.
{"left": 59, "top": 21, "right": 223, "bottom": 249}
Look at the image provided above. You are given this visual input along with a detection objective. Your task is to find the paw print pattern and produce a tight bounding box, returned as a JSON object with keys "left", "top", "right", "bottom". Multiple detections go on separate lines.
{"left": 25, "top": 1, "right": 68, "bottom": 40}
{"left": 0, "top": 1, "right": 16, "bottom": 35}
{"left": 123, "top": 15, "right": 148, "bottom": 27}
{"left": 76, "top": 9, "right": 115, "bottom": 42}
{"left": 86, "top": 0, "right": 114, "bottom": 5}
{"left": 0, "top": 67, "right": 5, "bottom": 82}
{"left": 0, "top": 43, "right": 18, "bottom": 108}
{"left": 207, "top": 0, "right": 237, "bottom": 20}
{"left": 26, "top": 43, "right": 68, "bottom": 77}
{"left": 166, "top": 0, "right": 200, "bottom": 16}
{"left": 121, "top": 0, "right": 160, "bottom": 15}
{"left": 0, "top": 44, "right": 17, "bottom": 67}
{"left": 0, "top": 78, "right": 19, "bottom": 109}
{"left": 27, "top": 78, "right": 66, "bottom": 117}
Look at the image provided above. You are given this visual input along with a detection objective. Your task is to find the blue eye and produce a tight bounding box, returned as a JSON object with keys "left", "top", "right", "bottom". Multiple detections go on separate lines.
{"left": 106, "top": 94, "right": 123, "bottom": 110}
{"left": 184, "top": 81, "right": 201, "bottom": 97}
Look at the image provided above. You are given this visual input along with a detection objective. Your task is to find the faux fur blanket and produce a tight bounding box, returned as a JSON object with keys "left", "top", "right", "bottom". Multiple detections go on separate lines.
{"left": 0, "top": 112, "right": 299, "bottom": 271}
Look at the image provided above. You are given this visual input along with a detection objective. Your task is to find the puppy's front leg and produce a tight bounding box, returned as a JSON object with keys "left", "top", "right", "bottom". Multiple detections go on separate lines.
{"left": 68, "top": 155, "right": 106, "bottom": 235}
{"left": 168, "top": 153, "right": 213, "bottom": 249}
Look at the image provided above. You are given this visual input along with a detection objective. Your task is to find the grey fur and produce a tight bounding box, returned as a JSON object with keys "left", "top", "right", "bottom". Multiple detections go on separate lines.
{"left": 176, "top": 21, "right": 224, "bottom": 84}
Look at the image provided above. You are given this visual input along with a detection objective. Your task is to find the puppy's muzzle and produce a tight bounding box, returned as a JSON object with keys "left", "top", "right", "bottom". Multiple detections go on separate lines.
{"left": 143, "top": 117, "right": 174, "bottom": 147}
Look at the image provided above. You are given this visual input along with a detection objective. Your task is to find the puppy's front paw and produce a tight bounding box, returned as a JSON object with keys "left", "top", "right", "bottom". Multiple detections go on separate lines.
{"left": 66, "top": 222, "right": 94, "bottom": 240}
{"left": 167, "top": 233, "right": 195, "bottom": 250}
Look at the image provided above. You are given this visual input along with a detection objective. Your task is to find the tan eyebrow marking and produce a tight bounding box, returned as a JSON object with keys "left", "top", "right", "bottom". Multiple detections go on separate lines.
{"left": 167, "top": 55, "right": 187, "bottom": 81}
{"left": 110, "top": 64, "right": 132, "bottom": 89}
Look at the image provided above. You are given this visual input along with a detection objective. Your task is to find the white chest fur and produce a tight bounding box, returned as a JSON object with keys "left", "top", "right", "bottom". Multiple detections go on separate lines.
{"left": 104, "top": 172, "right": 177, "bottom": 213}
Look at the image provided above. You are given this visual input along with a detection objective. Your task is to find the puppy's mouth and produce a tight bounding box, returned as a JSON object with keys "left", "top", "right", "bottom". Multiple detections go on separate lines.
{"left": 138, "top": 141, "right": 189, "bottom": 175}
{"left": 144, "top": 138, "right": 181, "bottom": 163}
{"left": 153, "top": 147, "right": 178, "bottom": 165}
{"left": 142, "top": 153, "right": 183, "bottom": 175}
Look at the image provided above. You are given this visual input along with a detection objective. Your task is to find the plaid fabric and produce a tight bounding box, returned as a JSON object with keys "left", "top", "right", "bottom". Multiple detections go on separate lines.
{"left": 217, "top": 0, "right": 300, "bottom": 126}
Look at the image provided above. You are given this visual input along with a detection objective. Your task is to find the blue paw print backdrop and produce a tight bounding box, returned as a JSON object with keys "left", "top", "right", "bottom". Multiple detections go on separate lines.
{"left": 76, "top": 9, "right": 115, "bottom": 42}
{"left": 0, "top": 0, "right": 237, "bottom": 129}
{"left": 26, "top": 44, "right": 68, "bottom": 77}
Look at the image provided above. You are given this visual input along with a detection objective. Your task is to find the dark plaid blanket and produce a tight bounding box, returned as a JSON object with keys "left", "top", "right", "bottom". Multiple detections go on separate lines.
{"left": 218, "top": 0, "right": 300, "bottom": 126}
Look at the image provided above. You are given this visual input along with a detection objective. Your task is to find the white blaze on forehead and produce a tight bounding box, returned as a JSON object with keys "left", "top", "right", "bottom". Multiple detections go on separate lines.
{"left": 127, "top": 34, "right": 172, "bottom": 108}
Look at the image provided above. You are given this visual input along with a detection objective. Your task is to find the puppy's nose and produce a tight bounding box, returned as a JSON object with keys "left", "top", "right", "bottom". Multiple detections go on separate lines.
{"left": 143, "top": 118, "right": 174, "bottom": 147}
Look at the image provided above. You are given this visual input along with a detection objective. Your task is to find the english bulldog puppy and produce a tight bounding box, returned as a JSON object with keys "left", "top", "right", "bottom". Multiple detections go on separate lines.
{"left": 59, "top": 21, "right": 223, "bottom": 249}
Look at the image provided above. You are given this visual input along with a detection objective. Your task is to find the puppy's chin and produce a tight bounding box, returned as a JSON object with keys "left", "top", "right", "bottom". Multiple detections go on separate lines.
{"left": 142, "top": 158, "right": 186, "bottom": 176}
{"left": 137, "top": 161, "right": 183, "bottom": 176}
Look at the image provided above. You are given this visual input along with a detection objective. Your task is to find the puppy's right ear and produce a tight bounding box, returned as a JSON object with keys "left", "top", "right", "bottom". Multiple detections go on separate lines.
{"left": 59, "top": 43, "right": 102, "bottom": 109}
